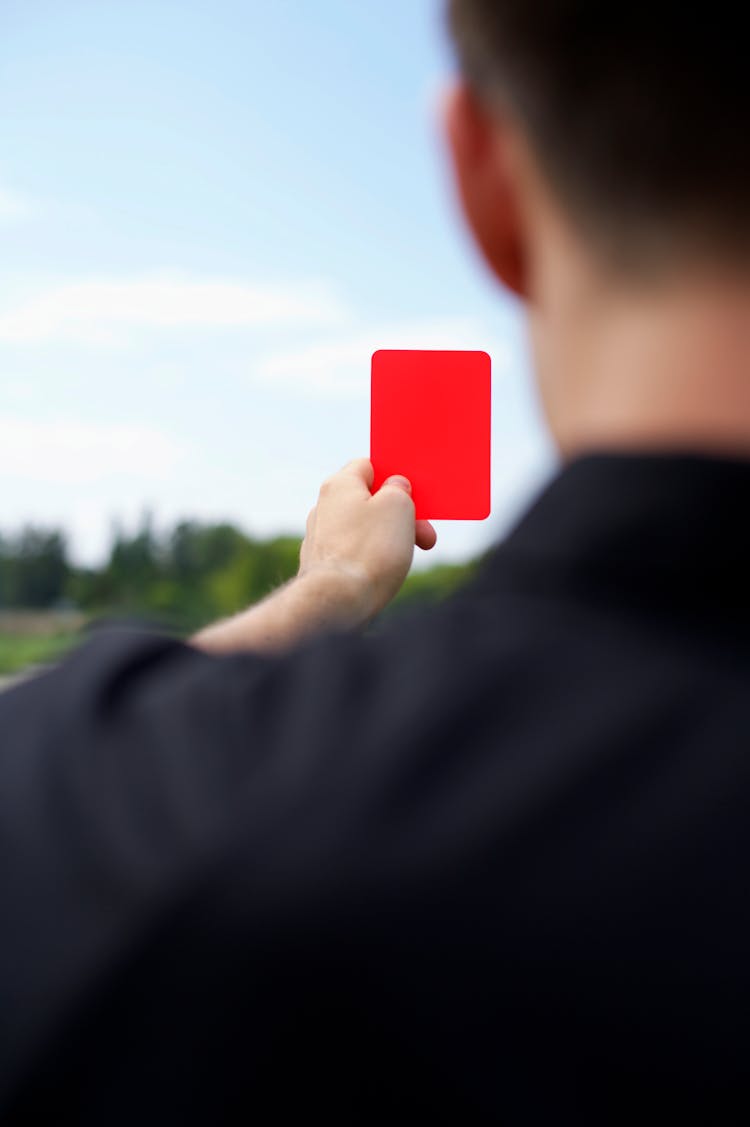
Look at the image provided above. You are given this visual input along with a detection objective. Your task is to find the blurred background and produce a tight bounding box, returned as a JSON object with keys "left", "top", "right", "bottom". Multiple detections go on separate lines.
{"left": 0, "top": 0, "right": 554, "bottom": 675}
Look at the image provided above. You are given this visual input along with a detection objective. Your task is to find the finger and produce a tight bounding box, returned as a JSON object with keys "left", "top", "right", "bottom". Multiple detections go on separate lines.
{"left": 415, "top": 520, "right": 437, "bottom": 551}
{"left": 371, "top": 476, "right": 416, "bottom": 530}
{"left": 379, "top": 474, "right": 412, "bottom": 495}
{"left": 339, "top": 458, "right": 375, "bottom": 490}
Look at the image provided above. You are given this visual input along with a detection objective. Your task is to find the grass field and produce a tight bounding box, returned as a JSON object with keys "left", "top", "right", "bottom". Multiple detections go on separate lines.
{"left": 0, "top": 611, "right": 85, "bottom": 676}
{"left": 0, "top": 632, "right": 79, "bottom": 676}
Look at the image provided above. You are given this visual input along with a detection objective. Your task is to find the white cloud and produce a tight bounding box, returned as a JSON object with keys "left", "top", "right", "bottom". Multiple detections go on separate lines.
{"left": 0, "top": 185, "right": 30, "bottom": 224}
{"left": 0, "top": 416, "right": 182, "bottom": 484}
{"left": 0, "top": 273, "right": 348, "bottom": 345}
{"left": 255, "top": 317, "right": 511, "bottom": 397}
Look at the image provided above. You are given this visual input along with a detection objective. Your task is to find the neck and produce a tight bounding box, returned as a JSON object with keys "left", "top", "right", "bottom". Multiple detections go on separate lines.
{"left": 531, "top": 249, "right": 750, "bottom": 462}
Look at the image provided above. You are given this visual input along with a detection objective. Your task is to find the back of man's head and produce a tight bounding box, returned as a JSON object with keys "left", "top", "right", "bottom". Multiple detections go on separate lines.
{"left": 448, "top": 2, "right": 749, "bottom": 271}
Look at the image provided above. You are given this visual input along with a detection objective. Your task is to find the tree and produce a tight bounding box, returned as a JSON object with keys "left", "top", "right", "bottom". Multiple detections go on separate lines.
{"left": 0, "top": 527, "right": 70, "bottom": 608}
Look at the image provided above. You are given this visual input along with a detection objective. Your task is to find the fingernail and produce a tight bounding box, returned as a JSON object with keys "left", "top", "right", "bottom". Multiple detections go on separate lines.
{"left": 384, "top": 475, "right": 412, "bottom": 493}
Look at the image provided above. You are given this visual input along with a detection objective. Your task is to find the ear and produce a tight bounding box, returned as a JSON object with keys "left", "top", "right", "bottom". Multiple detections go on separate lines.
{"left": 442, "top": 82, "right": 528, "bottom": 299}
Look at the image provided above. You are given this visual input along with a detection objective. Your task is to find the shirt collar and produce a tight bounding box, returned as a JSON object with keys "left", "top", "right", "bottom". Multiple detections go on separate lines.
{"left": 483, "top": 452, "right": 750, "bottom": 613}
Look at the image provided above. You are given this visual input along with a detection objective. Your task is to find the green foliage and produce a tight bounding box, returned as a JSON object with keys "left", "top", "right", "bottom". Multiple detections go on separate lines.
{"left": 395, "top": 560, "right": 478, "bottom": 608}
{"left": 65, "top": 517, "right": 304, "bottom": 632}
{"left": 0, "top": 515, "right": 478, "bottom": 639}
{"left": 0, "top": 529, "right": 69, "bottom": 608}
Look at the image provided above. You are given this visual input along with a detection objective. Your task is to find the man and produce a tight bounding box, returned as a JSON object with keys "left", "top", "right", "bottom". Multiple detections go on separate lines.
{"left": 2, "top": 2, "right": 748, "bottom": 1122}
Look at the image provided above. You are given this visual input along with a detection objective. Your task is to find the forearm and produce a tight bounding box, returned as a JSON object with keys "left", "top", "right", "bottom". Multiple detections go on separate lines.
{"left": 191, "top": 566, "right": 372, "bottom": 655}
{"left": 193, "top": 458, "right": 435, "bottom": 655}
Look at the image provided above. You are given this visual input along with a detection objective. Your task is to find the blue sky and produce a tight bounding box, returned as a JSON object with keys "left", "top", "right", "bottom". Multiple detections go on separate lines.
{"left": 1, "top": 0, "right": 554, "bottom": 566}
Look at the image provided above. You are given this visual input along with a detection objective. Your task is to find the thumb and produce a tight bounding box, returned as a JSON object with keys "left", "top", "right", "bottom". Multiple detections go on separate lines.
{"left": 381, "top": 475, "right": 412, "bottom": 495}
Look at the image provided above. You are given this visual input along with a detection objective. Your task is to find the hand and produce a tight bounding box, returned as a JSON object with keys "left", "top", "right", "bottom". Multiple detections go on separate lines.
{"left": 299, "top": 458, "right": 437, "bottom": 621}
{"left": 193, "top": 458, "right": 437, "bottom": 654}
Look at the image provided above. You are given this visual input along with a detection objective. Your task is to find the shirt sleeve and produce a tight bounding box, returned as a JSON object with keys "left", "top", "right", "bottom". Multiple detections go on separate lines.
{"left": 0, "top": 604, "right": 492, "bottom": 1122}
{"left": 0, "top": 624, "right": 369, "bottom": 1112}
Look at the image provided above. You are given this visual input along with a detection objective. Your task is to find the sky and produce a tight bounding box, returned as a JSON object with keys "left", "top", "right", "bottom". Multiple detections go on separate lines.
{"left": 0, "top": 0, "right": 555, "bottom": 568}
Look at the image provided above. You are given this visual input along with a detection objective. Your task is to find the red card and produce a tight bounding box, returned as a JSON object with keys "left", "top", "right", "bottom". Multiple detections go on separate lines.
{"left": 370, "top": 349, "right": 491, "bottom": 520}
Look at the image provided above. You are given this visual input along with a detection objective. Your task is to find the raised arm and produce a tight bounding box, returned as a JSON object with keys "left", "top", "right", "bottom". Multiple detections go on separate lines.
{"left": 192, "top": 458, "right": 436, "bottom": 655}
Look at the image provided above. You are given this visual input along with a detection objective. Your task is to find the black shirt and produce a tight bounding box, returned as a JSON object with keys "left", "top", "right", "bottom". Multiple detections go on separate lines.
{"left": 1, "top": 453, "right": 749, "bottom": 1124}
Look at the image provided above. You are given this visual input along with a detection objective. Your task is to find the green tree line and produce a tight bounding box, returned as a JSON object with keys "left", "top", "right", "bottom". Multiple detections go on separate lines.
{"left": 0, "top": 517, "right": 479, "bottom": 634}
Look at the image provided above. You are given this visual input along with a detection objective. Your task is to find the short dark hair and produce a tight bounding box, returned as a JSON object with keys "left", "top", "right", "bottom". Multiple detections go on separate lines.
{"left": 448, "top": 2, "right": 749, "bottom": 269}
